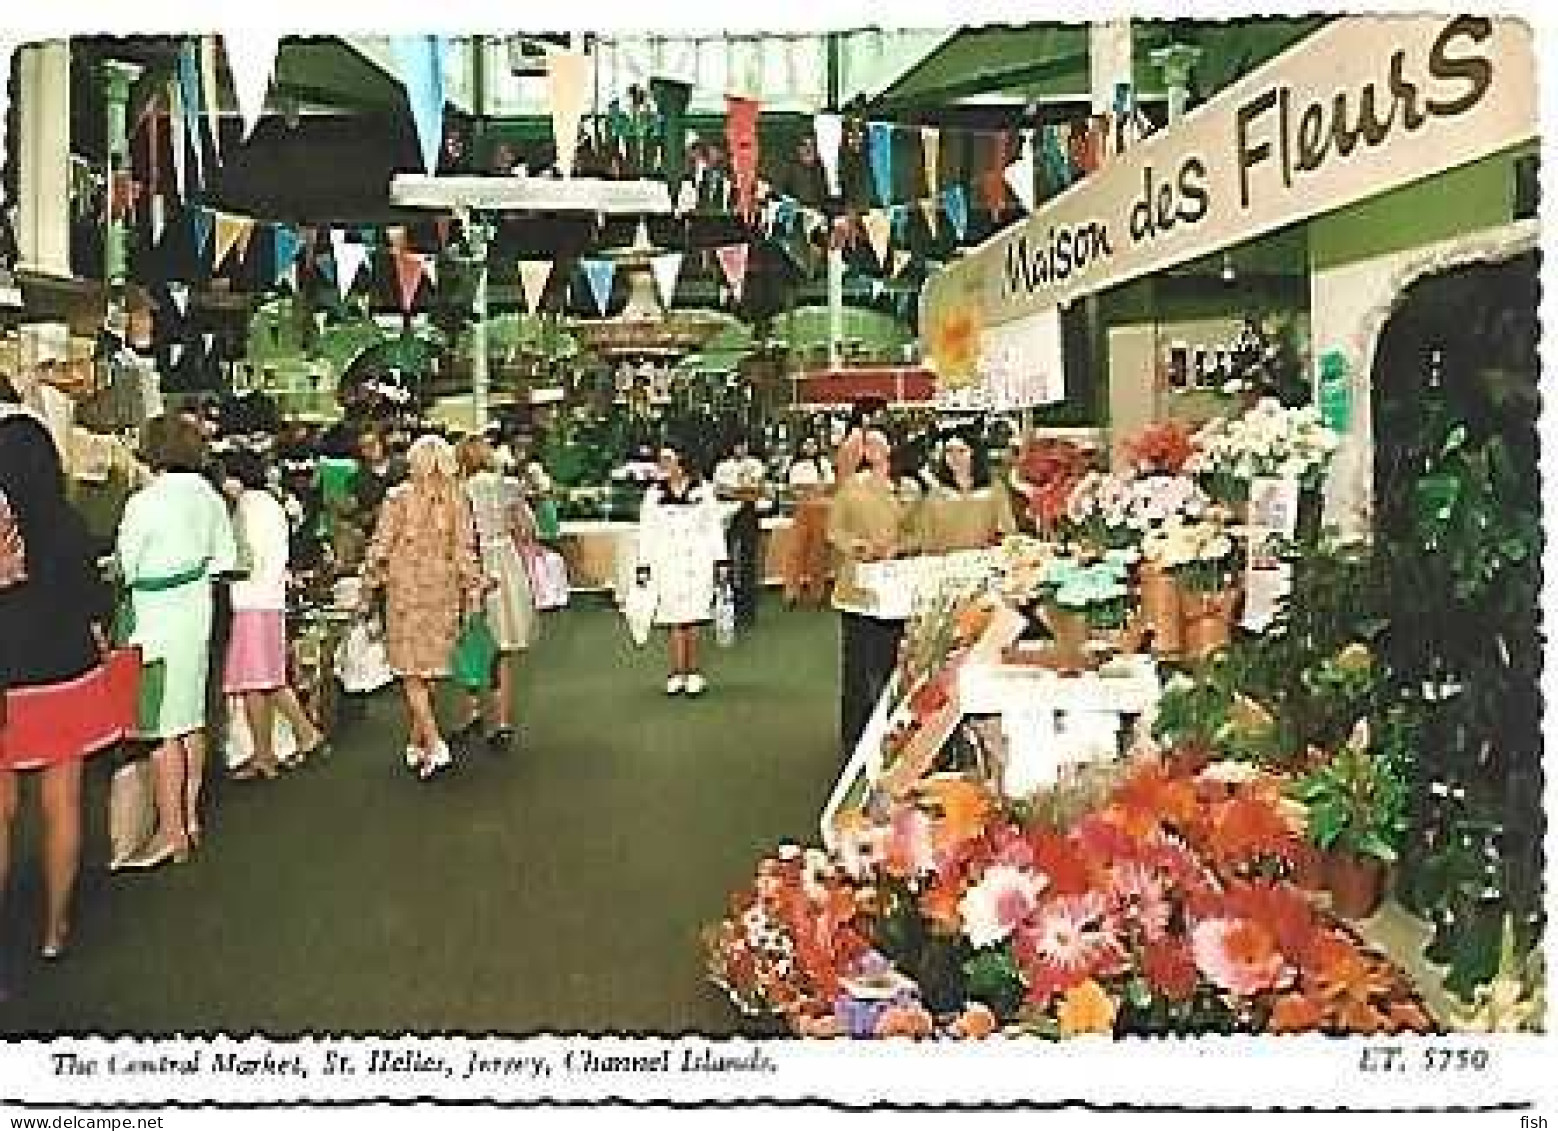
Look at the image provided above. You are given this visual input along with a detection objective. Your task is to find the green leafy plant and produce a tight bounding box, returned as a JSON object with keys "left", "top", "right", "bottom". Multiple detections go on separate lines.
{"left": 1291, "top": 721, "right": 1408, "bottom": 863}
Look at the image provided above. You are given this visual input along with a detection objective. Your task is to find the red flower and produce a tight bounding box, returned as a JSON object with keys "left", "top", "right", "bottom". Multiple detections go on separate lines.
{"left": 1219, "top": 879, "right": 1323, "bottom": 969}
{"left": 1191, "top": 917, "right": 1293, "bottom": 997}
{"left": 1113, "top": 763, "right": 1202, "bottom": 833}
{"left": 1014, "top": 893, "right": 1125, "bottom": 1006}
{"left": 1027, "top": 828, "right": 1094, "bottom": 895}
{"left": 1141, "top": 939, "right": 1199, "bottom": 1002}
{"left": 1124, "top": 422, "right": 1195, "bottom": 475}
{"left": 1206, "top": 795, "right": 1303, "bottom": 870}
{"left": 1072, "top": 813, "right": 1144, "bottom": 865}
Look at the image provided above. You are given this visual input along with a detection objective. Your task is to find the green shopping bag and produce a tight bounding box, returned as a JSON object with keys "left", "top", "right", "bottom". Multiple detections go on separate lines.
{"left": 535, "top": 498, "right": 562, "bottom": 543}
{"left": 450, "top": 612, "right": 499, "bottom": 691}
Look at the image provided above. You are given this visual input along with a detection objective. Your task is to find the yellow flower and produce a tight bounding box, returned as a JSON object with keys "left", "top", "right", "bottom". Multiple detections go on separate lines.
{"left": 1335, "top": 643, "right": 1373, "bottom": 674}
{"left": 1057, "top": 979, "right": 1117, "bottom": 1036}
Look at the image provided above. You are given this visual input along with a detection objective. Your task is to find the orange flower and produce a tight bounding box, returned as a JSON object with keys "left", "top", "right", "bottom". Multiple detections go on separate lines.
{"left": 1269, "top": 992, "right": 1326, "bottom": 1033}
{"left": 1192, "top": 917, "right": 1293, "bottom": 996}
{"left": 950, "top": 1001, "right": 999, "bottom": 1039}
{"left": 918, "top": 778, "right": 995, "bottom": 856}
{"left": 1207, "top": 795, "right": 1302, "bottom": 868}
{"left": 1141, "top": 939, "right": 1199, "bottom": 1003}
{"left": 922, "top": 874, "right": 968, "bottom": 931}
{"left": 874, "top": 1003, "right": 935, "bottom": 1038}
{"left": 1124, "top": 421, "right": 1195, "bottom": 475}
{"left": 1113, "top": 763, "right": 1201, "bottom": 831}
{"left": 1057, "top": 979, "right": 1118, "bottom": 1036}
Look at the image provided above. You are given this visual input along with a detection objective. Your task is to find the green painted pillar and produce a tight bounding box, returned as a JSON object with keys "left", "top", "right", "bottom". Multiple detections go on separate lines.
{"left": 102, "top": 59, "right": 140, "bottom": 295}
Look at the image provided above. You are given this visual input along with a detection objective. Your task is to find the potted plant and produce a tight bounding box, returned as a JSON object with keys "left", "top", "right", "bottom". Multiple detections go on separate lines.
{"left": 1142, "top": 516, "right": 1239, "bottom": 659}
{"left": 1291, "top": 719, "right": 1408, "bottom": 918}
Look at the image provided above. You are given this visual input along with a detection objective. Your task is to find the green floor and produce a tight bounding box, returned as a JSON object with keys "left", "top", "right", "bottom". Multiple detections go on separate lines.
{"left": 0, "top": 597, "right": 841, "bottom": 1036}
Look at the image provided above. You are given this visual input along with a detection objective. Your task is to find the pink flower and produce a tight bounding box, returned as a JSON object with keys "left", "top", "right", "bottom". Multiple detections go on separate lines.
{"left": 884, "top": 805, "right": 935, "bottom": 878}
{"left": 1107, "top": 861, "right": 1173, "bottom": 942}
{"left": 1191, "top": 917, "right": 1294, "bottom": 997}
{"left": 958, "top": 864, "right": 1048, "bottom": 949}
{"left": 1015, "top": 893, "right": 1126, "bottom": 1003}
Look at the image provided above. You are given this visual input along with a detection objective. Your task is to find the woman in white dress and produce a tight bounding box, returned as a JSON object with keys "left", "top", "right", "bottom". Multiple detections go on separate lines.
{"left": 454, "top": 436, "right": 537, "bottom": 752}
{"left": 635, "top": 441, "right": 728, "bottom": 696}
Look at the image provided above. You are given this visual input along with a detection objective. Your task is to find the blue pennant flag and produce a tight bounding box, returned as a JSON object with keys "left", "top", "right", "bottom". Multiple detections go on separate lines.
{"left": 889, "top": 205, "right": 909, "bottom": 241}
{"left": 1040, "top": 126, "right": 1072, "bottom": 192}
{"left": 942, "top": 184, "right": 969, "bottom": 243}
{"left": 190, "top": 207, "right": 214, "bottom": 258}
{"left": 316, "top": 253, "right": 337, "bottom": 287}
{"left": 358, "top": 226, "right": 380, "bottom": 248}
{"left": 868, "top": 121, "right": 895, "bottom": 206}
{"left": 393, "top": 36, "right": 447, "bottom": 174}
{"left": 272, "top": 225, "right": 302, "bottom": 285}
{"left": 177, "top": 43, "right": 205, "bottom": 185}
{"left": 580, "top": 258, "right": 617, "bottom": 316}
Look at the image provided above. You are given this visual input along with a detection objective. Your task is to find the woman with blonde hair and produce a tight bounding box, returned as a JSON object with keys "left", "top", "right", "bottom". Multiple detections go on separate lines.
{"left": 362, "top": 435, "right": 485, "bottom": 779}
{"left": 454, "top": 435, "right": 537, "bottom": 753}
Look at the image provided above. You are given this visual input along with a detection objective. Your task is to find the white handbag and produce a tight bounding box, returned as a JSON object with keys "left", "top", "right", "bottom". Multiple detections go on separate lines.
{"left": 623, "top": 577, "right": 657, "bottom": 647}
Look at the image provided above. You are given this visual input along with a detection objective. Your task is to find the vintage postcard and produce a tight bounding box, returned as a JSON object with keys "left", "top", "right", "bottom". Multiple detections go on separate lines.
{"left": 0, "top": 0, "right": 1550, "bottom": 1122}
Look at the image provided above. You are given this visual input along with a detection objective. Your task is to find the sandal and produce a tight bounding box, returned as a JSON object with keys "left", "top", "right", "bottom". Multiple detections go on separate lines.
{"left": 229, "top": 760, "right": 279, "bottom": 781}
{"left": 280, "top": 733, "right": 330, "bottom": 771}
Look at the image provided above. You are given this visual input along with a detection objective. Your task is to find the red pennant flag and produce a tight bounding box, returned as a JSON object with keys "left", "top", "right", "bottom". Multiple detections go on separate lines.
{"left": 983, "top": 130, "right": 1014, "bottom": 221}
{"left": 434, "top": 217, "right": 451, "bottom": 249}
{"left": 725, "top": 95, "right": 761, "bottom": 221}
{"left": 715, "top": 244, "right": 750, "bottom": 304}
{"left": 394, "top": 251, "right": 425, "bottom": 313}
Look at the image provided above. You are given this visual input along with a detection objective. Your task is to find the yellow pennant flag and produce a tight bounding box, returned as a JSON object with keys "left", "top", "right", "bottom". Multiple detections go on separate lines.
{"left": 213, "top": 212, "right": 250, "bottom": 268}
{"left": 862, "top": 209, "right": 892, "bottom": 269}
{"left": 919, "top": 197, "right": 940, "bottom": 239}
{"left": 921, "top": 126, "right": 940, "bottom": 198}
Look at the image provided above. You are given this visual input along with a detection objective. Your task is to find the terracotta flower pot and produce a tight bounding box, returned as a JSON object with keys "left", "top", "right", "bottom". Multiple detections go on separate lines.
{"left": 1041, "top": 604, "right": 1091, "bottom": 671}
{"left": 1181, "top": 588, "right": 1238, "bottom": 660}
{"left": 1326, "top": 852, "right": 1388, "bottom": 919}
{"left": 1137, "top": 562, "right": 1184, "bottom": 658}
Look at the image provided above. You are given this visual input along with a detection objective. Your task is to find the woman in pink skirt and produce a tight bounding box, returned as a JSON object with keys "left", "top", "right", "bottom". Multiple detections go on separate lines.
{"left": 219, "top": 448, "right": 326, "bottom": 780}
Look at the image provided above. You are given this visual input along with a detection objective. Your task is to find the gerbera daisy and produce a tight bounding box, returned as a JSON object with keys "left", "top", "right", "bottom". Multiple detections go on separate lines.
{"left": 1191, "top": 917, "right": 1294, "bottom": 997}
{"left": 958, "top": 864, "right": 1048, "bottom": 949}
{"left": 1107, "top": 860, "right": 1173, "bottom": 941}
{"left": 1016, "top": 893, "right": 1124, "bottom": 1004}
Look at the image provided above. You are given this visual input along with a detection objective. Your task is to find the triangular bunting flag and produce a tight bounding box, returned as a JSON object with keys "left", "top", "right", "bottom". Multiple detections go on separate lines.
{"left": 715, "top": 244, "right": 750, "bottom": 304}
{"left": 393, "top": 250, "right": 425, "bottom": 313}
{"left": 200, "top": 37, "right": 223, "bottom": 165}
{"left": 167, "top": 282, "right": 190, "bottom": 317}
{"left": 649, "top": 251, "right": 683, "bottom": 311}
{"left": 517, "top": 260, "right": 554, "bottom": 313}
{"left": 942, "top": 184, "right": 969, "bottom": 243}
{"left": 862, "top": 209, "right": 892, "bottom": 269}
{"left": 919, "top": 197, "right": 940, "bottom": 239}
{"left": 168, "top": 80, "right": 187, "bottom": 200}
{"left": 330, "top": 229, "right": 371, "bottom": 300}
{"left": 272, "top": 226, "right": 302, "bottom": 286}
{"left": 202, "top": 332, "right": 216, "bottom": 356}
{"left": 580, "top": 258, "right": 617, "bottom": 316}
{"left": 169, "top": 343, "right": 185, "bottom": 368}
{"left": 867, "top": 121, "right": 894, "bottom": 206}
{"left": 869, "top": 278, "right": 886, "bottom": 302}
{"left": 392, "top": 36, "right": 447, "bottom": 174}
{"left": 233, "top": 218, "right": 255, "bottom": 263}
{"left": 177, "top": 44, "right": 206, "bottom": 190}
{"left": 813, "top": 113, "right": 843, "bottom": 197}
{"left": 213, "top": 213, "right": 249, "bottom": 268}
{"left": 775, "top": 197, "right": 798, "bottom": 235}
{"left": 190, "top": 208, "right": 214, "bottom": 260}
{"left": 891, "top": 249, "right": 913, "bottom": 279}
{"left": 1004, "top": 129, "right": 1037, "bottom": 214}
{"left": 546, "top": 53, "right": 590, "bottom": 178}
{"left": 223, "top": 32, "right": 280, "bottom": 141}
{"left": 422, "top": 255, "right": 438, "bottom": 290}
{"left": 675, "top": 180, "right": 698, "bottom": 217}
{"left": 921, "top": 126, "right": 941, "bottom": 199}
{"left": 150, "top": 194, "right": 167, "bottom": 247}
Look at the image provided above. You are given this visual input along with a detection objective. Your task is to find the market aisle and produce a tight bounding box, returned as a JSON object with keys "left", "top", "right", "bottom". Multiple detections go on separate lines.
{"left": 0, "top": 598, "right": 841, "bottom": 1035}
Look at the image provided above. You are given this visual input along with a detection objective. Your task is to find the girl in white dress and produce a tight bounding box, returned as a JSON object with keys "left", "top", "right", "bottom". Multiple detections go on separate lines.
{"left": 635, "top": 442, "right": 728, "bottom": 696}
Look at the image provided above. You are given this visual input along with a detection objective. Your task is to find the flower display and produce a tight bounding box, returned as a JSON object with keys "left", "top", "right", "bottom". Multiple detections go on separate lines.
{"left": 1123, "top": 421, "right": 1196, "bottom": 476}
{"left": 706, "top": 753, "right": 1434, "bottom": 1039}
{"left": 1186, "top": 398, "right": 1340, "bottom": 485}
{"left": 1012, "top": 438, "right": 1094, "bottom": 532}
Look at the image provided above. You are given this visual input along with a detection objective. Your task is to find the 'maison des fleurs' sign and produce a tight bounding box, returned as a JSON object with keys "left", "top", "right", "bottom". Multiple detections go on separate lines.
{"left": 920, "top": 15, "right": 1538, "bottom": 353}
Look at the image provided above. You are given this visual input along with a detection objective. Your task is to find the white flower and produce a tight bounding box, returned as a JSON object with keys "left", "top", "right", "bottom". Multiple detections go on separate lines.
{"left": 959, "top": 864, "right": 1048, "bottom": 949}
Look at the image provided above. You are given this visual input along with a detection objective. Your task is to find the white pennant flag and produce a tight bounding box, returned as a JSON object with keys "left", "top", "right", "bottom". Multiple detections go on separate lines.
{"left": 921, "top": 126, "right": 941, "bottom": 199}
{"left": 891, "top": 249, "right": 913, "bottom": 278}
{"left": 169, "top": 343, "right": 185, "bottom": 367}
{"left": 649, "top": 252, "right": 683, "bottom": 311}
{"left": 168, "top": 80, "right": 187, "bottom": 200}
{"left": 517, "top": 259, "right": 554, "bottom": 313}
{"left": 330, "top": 229, "right": 371, "bottom": 300}
{"left": 675, "top": 180, "right": 698, "bottom": 217}
{"left": 862, "top": 209, "right": 892, "bottom": 269}
{"left": 422, "top": 255, "right": 438, "bottom": 289}
{"left": 813, "top": 113, "right": 843, "bottom": 197}
{"left": 201, "top": 37, "right": 223, "bottom": 164}
{"left": 202, "top": 332, "right": 216, "bottom": 355}
{"left": 223, "top": 32, "right": 280, "bottom": 141}
{"left": 1003, "top": 129, "right": 1037, "bottom": 214}
{"left": 150, "top": 194, "right": 167, "bottom": 247}
{"left": 168, "top": 282, "right": 190, "bottom": 317}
